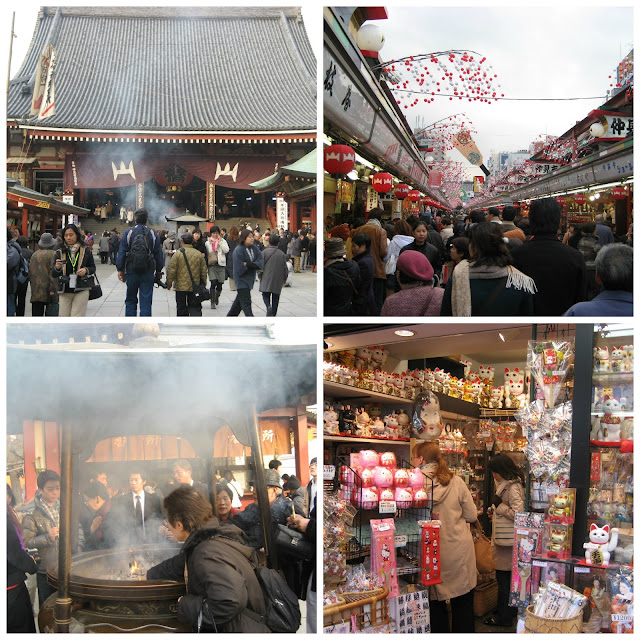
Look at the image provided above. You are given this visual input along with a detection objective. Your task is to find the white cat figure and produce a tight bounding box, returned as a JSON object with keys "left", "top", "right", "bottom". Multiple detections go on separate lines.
{"left": 610, "top": 347, "right": 625, "bottom": 373}
{"left": 584, "top": 523, "right": 619, "bottom": 566}
{"left": 590, "top": 415, "right": 602, "bottom": 441}
{"left": 479, "top": 365, "right": 495, "bottom": 383}
{"left": 593, "top": 346, "right": 610, "bottom": 372}
{"left": 355, "top": 346, "right": 372, "bottom": 371}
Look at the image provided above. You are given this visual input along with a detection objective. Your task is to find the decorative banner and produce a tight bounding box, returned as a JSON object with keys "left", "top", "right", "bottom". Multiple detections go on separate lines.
{"left": 64, "top": 154, "right": 285, "bottom": 190}
{"left": 453, "top": 129, "right": 489, "bottom": 175}
{"left": 473, "top": 176, "right": 484, "bottom": 193}
{"left": 428, "top": 170, "right": 443, "bottom": 189}
{"left": 365, "top": 186, "right": 379, "bottom": 212}
{"left": 276, "top": 196, "right": 289, "bottom": 230}
{"left": 31, "top": 44, "right": 56, "bottom": 119}
{"left": 155, "top": 164, "right": 194, "bottom": 187}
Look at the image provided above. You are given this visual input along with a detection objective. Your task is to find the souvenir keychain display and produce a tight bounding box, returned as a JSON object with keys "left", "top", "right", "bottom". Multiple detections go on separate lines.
{"left": 528, "top": 340, "right": 573, "bottom": 408}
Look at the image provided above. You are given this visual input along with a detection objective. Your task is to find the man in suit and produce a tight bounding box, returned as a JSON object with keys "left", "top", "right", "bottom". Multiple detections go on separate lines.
{"left": 303, "top": 458, "right": 317, "bottom": 517}
{"left": 103, "top": 469, "right": 163, "bottom": 547}
{"left": 171, "top": 459, "right": 209, "bottom": 501}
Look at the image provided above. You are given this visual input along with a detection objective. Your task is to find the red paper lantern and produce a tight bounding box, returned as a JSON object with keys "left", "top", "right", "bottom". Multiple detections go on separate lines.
{"left": 371, "top": 172, "right": 393, "bottom": 193}
{"left": 556, "top": 197, "right": 566, "bottom": 207}
{"left": 574, "top": 193, "right": 587, "bottom": 205}
{"left": 324, "top": 144, "right": 355, "bottom": 175}
{"left": 394, "top": 183, "right": 410, "bottom": 199}
{"left": 612, "top": 187, "right": 627, "bottom": 200}
{"left": 407, "top": 190, "right": 421, "bottom": 202}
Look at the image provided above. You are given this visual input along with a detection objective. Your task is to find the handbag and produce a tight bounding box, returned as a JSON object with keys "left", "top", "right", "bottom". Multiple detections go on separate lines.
{"left": 473, "top": 530, "right": 495, "bottom": 574}
{"left": 88, "top": 273, "right": 103, "bottom": 300}
{"left": 275, "top": 524, "right": 314, "bottom": 561}
{"left": 493, "top": 512, "right": 515, "bottom": 546}
{"left": 180, "top": 248, "right": 210, "bottom": 303}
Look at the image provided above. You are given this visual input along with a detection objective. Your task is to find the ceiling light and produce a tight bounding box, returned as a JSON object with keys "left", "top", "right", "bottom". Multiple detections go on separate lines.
{"left": 394, "top": 329, "right": 415, "bottom": 337}
{"left": 499, "top": 333, "right": 506, "bottom": 342}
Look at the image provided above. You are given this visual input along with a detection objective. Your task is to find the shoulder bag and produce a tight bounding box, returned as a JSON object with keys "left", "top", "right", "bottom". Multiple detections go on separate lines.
{"left": 275, "top": 523, "right": 314, "bottom": 561}
{"left": 180, "top": 248, "right": 210, "bottom": 303}
{"left": 473, "top": 529, "right": 495, "bottom": 573}
{"left": 493, "top": 512, "right": 515, "bottom": 546}
{"left": 88, "top": 272, "right": 103, "bottom": 300}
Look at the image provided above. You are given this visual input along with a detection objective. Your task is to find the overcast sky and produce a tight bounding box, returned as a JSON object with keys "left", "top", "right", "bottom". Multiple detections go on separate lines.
{"left": 379, "top": 5, "right": 633, "bottom": 177}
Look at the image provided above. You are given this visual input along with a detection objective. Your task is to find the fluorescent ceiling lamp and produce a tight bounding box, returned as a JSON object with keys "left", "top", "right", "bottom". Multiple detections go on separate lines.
{"left": 394, "top": 329, "right": 415, "bottom": 337}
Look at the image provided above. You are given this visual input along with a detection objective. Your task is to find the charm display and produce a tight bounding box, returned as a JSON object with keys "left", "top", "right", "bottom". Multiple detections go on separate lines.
{"left": 419, "top": 521, "right": 442, "bottom": 586}
{"left": 510, "top": 527, "right": 542, "bottom": 607}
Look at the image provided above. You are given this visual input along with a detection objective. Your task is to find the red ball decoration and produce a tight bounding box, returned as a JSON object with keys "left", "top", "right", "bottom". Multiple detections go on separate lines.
{"left": 574, "top": 193, "right": 587, "bottom": 205}
{"left": 612, "top": 186, "right": 627, "bottom": 200}
{"left": 371, "top": 172, "right": 394, "bottom": 193}
{"left": 407, "top": 190, "right": 421, "bottom": 202}
{"left": 394, "top": 183, "right": 410, "bottom": 199}
{"left": 324, "top": 144, "right": 355, "bottom": 175}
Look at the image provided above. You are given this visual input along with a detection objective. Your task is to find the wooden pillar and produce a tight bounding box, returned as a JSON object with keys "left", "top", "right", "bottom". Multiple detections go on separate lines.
{"left": 40, "top": 212, "right": 46, "bottom": 235}
{"left": 22, "top": 420, "right": 37, "bottom": 500}
{"left": 21, "top": 210, "right": 29, "bottom": 236}
{"left": 260, "top": 192, "right": 266, "bottom": 219}
{"left": 55, "top": 422, "right": 73, "bottom": 633}
{"left": 249, "top": 406, "right": 277, "bottom": 570}
{"left": 292, "top": 406, "right": 309, "bottom": 485}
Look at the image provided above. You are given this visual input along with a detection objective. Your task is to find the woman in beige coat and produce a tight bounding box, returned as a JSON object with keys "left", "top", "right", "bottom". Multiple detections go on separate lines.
{"left": 485, "top": 453, "right": 526, "bottom": 627}
{"left": 412, "top": 441, "right": 481, "bottom": 633}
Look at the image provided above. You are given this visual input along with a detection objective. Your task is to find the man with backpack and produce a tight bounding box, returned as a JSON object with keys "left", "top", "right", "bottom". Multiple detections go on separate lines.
{"left": 116, "top": 209, "right": 164, "bottom": 316}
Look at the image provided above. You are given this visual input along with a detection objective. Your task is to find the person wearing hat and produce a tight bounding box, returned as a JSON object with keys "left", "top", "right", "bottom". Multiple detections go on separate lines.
{"left": 324, "top": 237, "right": 361, "bottom": 316}
{"left": 381, "top": 250, "right": 444, "bottom": 316}
{"left": 284, "top": 475, "right": 306, "bottom": 514}
{"left": 28, "top": 233, "right": 60, "bottom": 316}
{"left": 166, "top": 232, "right": 208, "bottom": 316}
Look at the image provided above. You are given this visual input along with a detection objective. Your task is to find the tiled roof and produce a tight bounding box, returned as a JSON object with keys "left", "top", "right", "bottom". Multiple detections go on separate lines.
{"left": 8, "top": 7, "right": 316, "bottom": 133}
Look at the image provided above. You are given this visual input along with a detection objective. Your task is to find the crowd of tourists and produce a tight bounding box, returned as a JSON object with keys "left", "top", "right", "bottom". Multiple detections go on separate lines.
{"left": 324, "top": 199, "right": 633, "bottom": 317}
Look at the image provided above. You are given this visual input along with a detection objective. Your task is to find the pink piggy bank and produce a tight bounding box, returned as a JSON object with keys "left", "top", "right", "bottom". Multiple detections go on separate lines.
{"left": 413, "top": 488, "right": 429, "bottom": 508}
{"left": 378, "top": 487, "right": 394, "bottom": 501}
{"left": 408, "top": 468, "right": 425, "bottom": 489}
{"left": 353, "top": 487, "right": 378, "bottom": 510}
{"left": 379, "top": 451, "right": 397, "bottom": 469}
{"left": 394, "top": 468, "right": 410, "bottom": 487}
{"left": 395, "top": 487, "right": 413, "bottom": 509}
{"left": 357, "top": 468, "right": 374, "bottom": 488}
{"left": 373, "top": 466, "right": 394, "bottom": 487}
{"left": 360, "top": 450, "right": 380, "bottom": 469}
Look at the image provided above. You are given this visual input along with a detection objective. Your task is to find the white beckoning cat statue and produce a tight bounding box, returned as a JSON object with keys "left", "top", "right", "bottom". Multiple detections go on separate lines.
{"left": 583, "top": 523, "right": 619, "bottom": 566}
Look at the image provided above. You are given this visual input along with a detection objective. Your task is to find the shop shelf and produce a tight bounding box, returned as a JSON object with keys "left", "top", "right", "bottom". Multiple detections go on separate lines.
{"left": 324, "top": 435, "right": 410, "bottom": 444}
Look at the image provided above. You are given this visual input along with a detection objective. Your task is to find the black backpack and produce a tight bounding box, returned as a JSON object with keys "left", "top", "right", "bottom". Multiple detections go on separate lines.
{"left": 244, "top": 565, "right": 301, "bottom": 633}
{"left": 126, "top": 227, "right": 154, "bottom": 273}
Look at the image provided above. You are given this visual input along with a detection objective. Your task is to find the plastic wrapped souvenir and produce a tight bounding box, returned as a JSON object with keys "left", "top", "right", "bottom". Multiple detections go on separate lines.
{"left": 412, "top": 391, "right": 443, "bottom": 441}
{"left": 529, "top": 340, "right": 573, "bottom": 408}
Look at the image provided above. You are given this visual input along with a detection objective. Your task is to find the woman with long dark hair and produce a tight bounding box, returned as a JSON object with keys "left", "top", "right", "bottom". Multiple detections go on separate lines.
{"left": 441, "top": 222, "right": 536, "bottom": 316}
{"left": 485, "top": 453, "right": 526, "bottom": 628}
{"left": 227, "top": 229, "right": 264, "bottom": 317}
{"left": 7, "top": 485, "right": 38, "bottom": 633}
{"left": 411, "top": 441, "right": 480, "bottom": 633}
{"left": 51, "top": 223, "right": 96, "bottom": 316}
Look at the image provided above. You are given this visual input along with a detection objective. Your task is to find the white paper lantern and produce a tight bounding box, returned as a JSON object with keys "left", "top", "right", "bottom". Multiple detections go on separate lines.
{"left": 590, "top": 122, "right": 606, "bottom": 137}
{"left": 356, "top": 23, "right": 385, "bottom": 52}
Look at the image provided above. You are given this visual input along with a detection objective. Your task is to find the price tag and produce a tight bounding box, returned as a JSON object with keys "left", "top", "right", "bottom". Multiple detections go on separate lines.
{"left": 323, "top": 465, "right": 336, "bottom": 480}
{"left": 546, "top": 485, "right": 560, "bottom": 495}
{"left": 533, "top": 560, "right": 548, "bottom": 568}
{"left": 379, "top": 500, "right": 397, "bottom": 514}
{"left": 611, "top": 614, "right": 633, "bottom": 622}
{"left": 395, "top": 535, "right": 408, "bottom": 548}
{"left": 574, "top": 567, "right": 591, "bottom": 574}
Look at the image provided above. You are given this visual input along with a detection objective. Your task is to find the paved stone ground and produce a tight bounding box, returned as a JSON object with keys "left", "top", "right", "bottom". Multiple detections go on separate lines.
{"left": 22, "top": 258, "right": 317, "bottom": 317}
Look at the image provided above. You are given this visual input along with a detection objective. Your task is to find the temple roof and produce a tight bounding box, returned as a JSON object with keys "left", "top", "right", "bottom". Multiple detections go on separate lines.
{"left": 7, "top": 6, "right": 316, "bottom": 133}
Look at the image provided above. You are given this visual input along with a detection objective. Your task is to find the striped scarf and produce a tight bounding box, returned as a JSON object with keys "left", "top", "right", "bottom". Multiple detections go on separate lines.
{"left": 35, "top": 493, "right": 60, "bottom": 528}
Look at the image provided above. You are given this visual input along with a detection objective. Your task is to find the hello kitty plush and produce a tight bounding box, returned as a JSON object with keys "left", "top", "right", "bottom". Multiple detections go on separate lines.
{"left": 584, "top": 523, "right": 619, "bottom": 566}
{"left": 412, "top": 391, "right": 442, "bottom": 441}
{"left": 593, "top": 346, "right": 609, "bottom": 372}
{"left": 379, "top": 452, "right": 396, "bottom": 469}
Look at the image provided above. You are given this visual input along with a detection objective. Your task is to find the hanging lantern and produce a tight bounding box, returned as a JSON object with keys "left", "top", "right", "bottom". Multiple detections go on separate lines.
{"left": 371, "top": 172, "right": 394, "bottom": 193}
{"left": 324, "top": 144, "right": 356, "bottom": 175}
{"left": 574, "top": 193, "right": 587, "bottom": 205}
{"left": 556, "top": 197, "right": 566, "bottom": 208}
{"left": 612, "top": 186, "right": 627, "bottom": 200}
{"left": 394, "top": 183, "right": 410, "bottom": 199}
{"left": 407, "top": 190, "right": 421, "bottom": 202}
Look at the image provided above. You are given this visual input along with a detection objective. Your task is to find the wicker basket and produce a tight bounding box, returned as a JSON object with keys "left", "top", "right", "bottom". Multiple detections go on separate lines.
{"left": 524, "top": 604, "right": 583, "bottom": 634}
{"left": 323, "top": 586, "right": 389, "bottom": 630}
{"left": 473, "top": 579, "right": 498, "bottom": 617}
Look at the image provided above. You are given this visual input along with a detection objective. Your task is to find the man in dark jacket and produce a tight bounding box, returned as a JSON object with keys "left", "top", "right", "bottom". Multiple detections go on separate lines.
{"left": 147, "top": 486, "right": 269, "bottom": 633}
{"left": 324, "top": 238, "right": 361, "bottom": 316}
{"left": 78, "top": 481, "right": 110, "bottom": 551}
{"left": 510, "top": 197, "right": 587, "bottom": 315}
{"left": 351, "top": 233, "right": 376, "bottom": 315}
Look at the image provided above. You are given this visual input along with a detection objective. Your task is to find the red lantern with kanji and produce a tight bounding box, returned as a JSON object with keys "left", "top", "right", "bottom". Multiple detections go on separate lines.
{"left": 556, "top": 197, "right": 566, "bottom": 208}
{"left": 324, "top": 144, "right": 355, "bottom": 175}
{"left": 394, "top": 183, "right": 410, "bottom": 199}
{"left": 407, "top": 190, "right": 421, "bottom": 202}
{"left": 612, "top": 187, "right": 627, "bottom": 200}
{"left": 371, "top": 172, "right": 393, "bottom": 193}
{"left": 574, "top": 193, "right": 586, "bottom": 205}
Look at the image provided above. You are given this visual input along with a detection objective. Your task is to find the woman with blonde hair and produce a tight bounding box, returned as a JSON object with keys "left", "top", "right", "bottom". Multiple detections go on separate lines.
{"left": 411, "top": 440, "right": 480, "bottom": 633}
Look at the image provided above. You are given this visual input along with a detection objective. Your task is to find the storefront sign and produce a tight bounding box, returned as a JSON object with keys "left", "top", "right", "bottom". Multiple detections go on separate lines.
{"left": 592, "top": 115, "right": 633, "bottom": 140}
{"left": 62, "top": 195, "right": 74, "bottom": 206}
{"left": 276, "top": 197, "right": 289, "bottom": 230}
{"left": 592, "top": 151, "right": 633, "bottom": 183}
{"left": 36, "top": 201, "right": 50, "bottom": 208}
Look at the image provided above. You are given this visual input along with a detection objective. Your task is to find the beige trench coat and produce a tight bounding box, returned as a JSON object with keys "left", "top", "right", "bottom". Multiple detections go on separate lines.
{"left": 429, "top": 474, "right": 478, "bottom": 601}
{"left": 491, "top": 479, "right": 526, "bottom": 571}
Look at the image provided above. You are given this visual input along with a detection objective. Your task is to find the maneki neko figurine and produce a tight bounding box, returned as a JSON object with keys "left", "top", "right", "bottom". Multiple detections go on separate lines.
{"left": 412, "top": 391, "right": 443, "bottom": 441}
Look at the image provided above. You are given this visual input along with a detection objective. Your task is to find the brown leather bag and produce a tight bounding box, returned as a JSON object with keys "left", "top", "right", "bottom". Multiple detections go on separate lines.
{"left": 473, "top": 530, "right": 496, "bottom": 574}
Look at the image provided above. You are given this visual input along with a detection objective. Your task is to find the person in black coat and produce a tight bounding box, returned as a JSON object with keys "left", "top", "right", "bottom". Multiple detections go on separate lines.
{"left": 510, "top": 198, "right": 587, "bottom": 315}
{"left": 325, "top": 238, "right": 361, "bottom": 316}
{"left": 351, "top": 233, "right": 377, "bottom": 315}
{"left": 7, "top": 485, "right": 38, "bottom": 633}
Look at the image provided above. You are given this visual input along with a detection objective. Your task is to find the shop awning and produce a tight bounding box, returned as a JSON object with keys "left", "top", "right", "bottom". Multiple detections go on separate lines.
{"left": 7, "top": 178, "right": 90, "bottom": 217}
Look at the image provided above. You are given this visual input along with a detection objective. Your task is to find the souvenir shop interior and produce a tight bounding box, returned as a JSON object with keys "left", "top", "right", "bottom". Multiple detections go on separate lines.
{"left": 322, "top": 323, "right": 633, "bottom": 634}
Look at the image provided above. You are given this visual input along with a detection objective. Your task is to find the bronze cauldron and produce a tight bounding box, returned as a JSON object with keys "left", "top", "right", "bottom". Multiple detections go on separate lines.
{"left": 39, "top": 545, "right": 190, "bottom": 633}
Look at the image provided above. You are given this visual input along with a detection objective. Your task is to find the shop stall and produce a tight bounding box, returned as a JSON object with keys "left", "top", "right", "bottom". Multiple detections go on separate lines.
{"left": 323, "top": 323, "right": 633, "bottom": 634}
